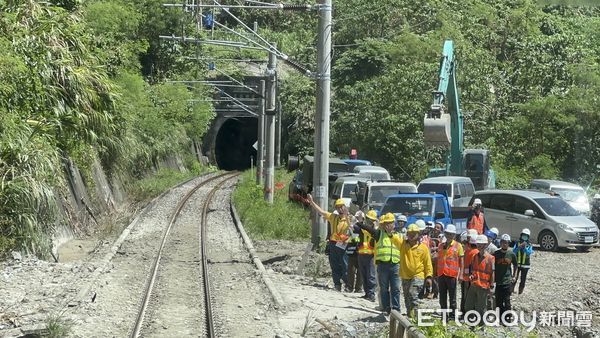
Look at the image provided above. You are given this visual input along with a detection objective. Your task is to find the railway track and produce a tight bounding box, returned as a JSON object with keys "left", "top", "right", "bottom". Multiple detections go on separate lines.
{"left": 130, "top": 171, "right": 239, "bottom": 338}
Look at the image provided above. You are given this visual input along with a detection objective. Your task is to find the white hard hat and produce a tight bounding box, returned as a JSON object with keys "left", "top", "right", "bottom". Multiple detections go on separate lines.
{"left": 521, "top": 228, "right": 531, "bottom": 236}
{"left": 473, "top": 198, "right": 482, "bottom": 206}
{"left": 476, "top": 235, "right": 488, "bottom": 244}
{"left": 490, "top": 227, "right": 499, "bottom": 235}
{"left": 415, "top": 220, "right": 426, "bottom": 231}
{"left": 500, "top": 234, "right": 511, "bottom": 242}
{"left": 397, "top": 215, "right": 407, "bottom": 222}
{"left": 469, "top": 236, "right": 478, "bottom": 244}
{"left": 460, "top": 231, "right": 468, "bottom": 242}
{"left": 445, "top": 224, "right": 457, "bottom": 234}
{"left": 467, "top": 229, "right": 478, "bottom": 238}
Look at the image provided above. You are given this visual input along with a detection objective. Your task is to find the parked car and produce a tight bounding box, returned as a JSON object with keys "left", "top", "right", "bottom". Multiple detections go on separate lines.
{"left": 529, "top": 179, "right": 591, "bottom": 217}
{"left": 351, "top": 181, "right": 417, "bottom": 214}
{"left": 470, "top": 190, "right": 599, "bottom": 251}
{"left": 343, "top": 159, "right": 372, "bottom": 172}
{"left": 417, "top": 176, "right": 475, "bottom": 207}
{"left": 353, "top": 165, "right": 391, "bottom": 181}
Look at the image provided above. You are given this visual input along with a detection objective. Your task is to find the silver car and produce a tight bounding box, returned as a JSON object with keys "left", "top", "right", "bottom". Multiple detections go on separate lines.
{"left": 471, "top": 190, "right": 599, "bottom": 251}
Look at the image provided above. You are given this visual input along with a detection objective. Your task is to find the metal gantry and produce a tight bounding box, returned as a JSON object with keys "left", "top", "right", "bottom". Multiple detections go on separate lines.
{"left": 162, "top": 0, "right": 334, "bottom": 244}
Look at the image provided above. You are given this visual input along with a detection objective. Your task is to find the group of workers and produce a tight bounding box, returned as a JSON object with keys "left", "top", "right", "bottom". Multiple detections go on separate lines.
{"left": 306, "top": 194, "right": 533, "bottom": 322}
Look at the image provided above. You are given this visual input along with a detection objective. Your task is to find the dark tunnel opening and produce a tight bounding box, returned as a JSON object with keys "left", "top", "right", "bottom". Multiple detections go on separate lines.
{"left": 215, "top": 118, "right": 258, "bottom": 171}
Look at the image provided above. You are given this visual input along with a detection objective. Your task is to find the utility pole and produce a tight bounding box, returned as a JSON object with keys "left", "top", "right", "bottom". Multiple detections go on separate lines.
{"left": 256, "top": 80, "right": 266, "bottom": 185}
{"left": 275, "top": 99, "right": 282, "bottom": 166}
{"left": 264, "top": 48, "right": 277, "bottom": 203}
{"left": 311, "top": 0, "right": 332, "bottom": 247}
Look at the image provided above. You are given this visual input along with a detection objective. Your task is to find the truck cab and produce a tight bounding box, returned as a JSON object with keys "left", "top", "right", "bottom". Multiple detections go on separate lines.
{"left": 381, "top": 193, "right": 452, "bottom": 226}
{"left": 380, "top": 193, "right": 471, "bottom": 232}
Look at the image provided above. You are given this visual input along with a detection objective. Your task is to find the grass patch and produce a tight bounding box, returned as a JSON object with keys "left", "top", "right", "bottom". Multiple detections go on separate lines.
{"left": 130, "top": 166, "right": 214, "bottom": 202}
{"left": 46, "top": 313, "right": 73, "bottom": 338}
{"left": 233, "top": 169, "right": 310, "bottom": 240}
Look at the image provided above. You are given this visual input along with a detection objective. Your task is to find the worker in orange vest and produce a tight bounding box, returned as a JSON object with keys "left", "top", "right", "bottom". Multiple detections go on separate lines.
{"left": 307, "top": 194, "right": 350, "bottom": 291}
{"left": 465, "top": 235, "right": 495, "bottom": 321}
{"left": 436, "top": 224, "right": 464, "bottom": 319}
{"left": 467, "top": 199, "right": 488, "bottom": 235}
{"left": 460, "top": 230, "right": 478, "bottom": 317}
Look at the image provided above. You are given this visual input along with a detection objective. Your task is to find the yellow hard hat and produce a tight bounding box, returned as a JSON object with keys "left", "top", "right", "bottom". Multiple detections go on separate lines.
{"left": 379, "top": 212, "right": 395, "bottom": 224}
{"left": 407, "top": 223, "right": 420, "bottom": 233}
{"left": 335, "top": 199, "right": 345, "bottom": 207}
{"left": 366, "top": 210, "right": 378, "bottom": 221}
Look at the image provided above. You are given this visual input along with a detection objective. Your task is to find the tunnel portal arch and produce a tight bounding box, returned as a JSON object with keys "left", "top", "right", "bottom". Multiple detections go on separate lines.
{"left": 208, "top": 117, "right": 258, "bottom": 171}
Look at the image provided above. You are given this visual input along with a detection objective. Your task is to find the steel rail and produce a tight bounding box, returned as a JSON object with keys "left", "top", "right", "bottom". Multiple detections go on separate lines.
{"left": 200, "top": 172, "right": 240, "bottom": 337}
{"left": 130, "top": 172, "right": 237, "bottom": 338}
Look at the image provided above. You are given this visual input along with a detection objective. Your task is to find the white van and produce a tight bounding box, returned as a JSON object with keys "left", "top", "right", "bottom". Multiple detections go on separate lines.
{"left": 471, "top": 190, "right": 598, "bottom": 251}
{"left": 329, "top": 175, "right": 360, "bottom": 209}
{"left": 353, "top": 165, "right": 391, "bottom": 181}
{"left": 530, "top": 179, "right": 591, "bottom": 217}
{"left": 417, "top": 176, "right": 475, "bottom": 207}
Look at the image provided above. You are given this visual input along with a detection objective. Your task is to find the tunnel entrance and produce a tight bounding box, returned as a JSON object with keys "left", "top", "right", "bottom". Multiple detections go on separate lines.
{"left": 215, "top": 117, "right": 258, "bottom": 171}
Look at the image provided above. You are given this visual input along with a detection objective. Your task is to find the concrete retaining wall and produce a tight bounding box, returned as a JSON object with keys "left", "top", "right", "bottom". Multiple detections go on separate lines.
{"left": 52, "top": 154, "right": 186, "bottom": 253}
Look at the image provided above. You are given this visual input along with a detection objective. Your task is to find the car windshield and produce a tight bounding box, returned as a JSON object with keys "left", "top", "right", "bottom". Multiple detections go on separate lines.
{"left": 381, "top": 197, "right": 433, "bottom": 217}
{"left": 342, "top": 183, "right": 357, "bottom": 198}
{"left": 329, "top": 163, "right": 350, "bottom": 173}
{"left": 534, "top": 197, "right": 581, "bottom": 216}
{"left": 551, "top": 188, "right": 587, "bottom": 203}
{"left": 418, "top": 183, "right": 452, "bottom": 197}
{"left": 369, "top": 186, "right": 402, "bottom": 204}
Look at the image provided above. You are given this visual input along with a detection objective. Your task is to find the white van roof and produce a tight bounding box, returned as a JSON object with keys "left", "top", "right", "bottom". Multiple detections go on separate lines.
{"left": 353, "top": 165, "right": 388, "bottom": 173}
{"left": 531, "top": 179, "right": 584, "bottom": 190}
{"left": 419, "top": 176, "right": 473, "bottom": 184}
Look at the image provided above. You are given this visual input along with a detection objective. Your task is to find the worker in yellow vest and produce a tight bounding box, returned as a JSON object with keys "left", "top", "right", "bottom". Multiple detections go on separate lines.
{"left": 358, "top": 212, "right": 401, "bottom": 314}
{"left": 436, "top": 224, "right": 464, "bottom": 319}
{"left": 353, "top": 210, "right": 378, "bottom": 302}
{"left": 391, "top": 224, "right": 433, "bottom": 317}
{"left": 307, "top": 194, "right": 350, "bottom": 291}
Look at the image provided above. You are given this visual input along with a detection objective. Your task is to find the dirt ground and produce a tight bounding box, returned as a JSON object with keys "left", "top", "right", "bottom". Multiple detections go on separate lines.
{"left": 1, "top": 177, "right": 600, "bottom": 338}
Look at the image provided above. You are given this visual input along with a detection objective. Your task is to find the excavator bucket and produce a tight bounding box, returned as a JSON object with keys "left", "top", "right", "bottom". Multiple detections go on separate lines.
{"left": 424, "top": 104, "right": 451, "bottom": 147}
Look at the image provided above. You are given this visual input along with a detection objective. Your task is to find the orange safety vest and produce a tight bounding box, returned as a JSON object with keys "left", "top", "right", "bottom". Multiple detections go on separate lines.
{"left": 357, "top": 229, "right": 375, "bottom": 255}
{"left": 470, "top": 253, "right": 494, "bottom": 289}
{"left": 467, "top": 213, "right": 485, "bottom": 235}
{"left": 462, "top": 247, "right": 478, "bottom": 282}
{"left": 328, "top": 215, "right": 350, "bottom": 242}
{"left": 437, "top": 240, "right": 461, "bottom": 278}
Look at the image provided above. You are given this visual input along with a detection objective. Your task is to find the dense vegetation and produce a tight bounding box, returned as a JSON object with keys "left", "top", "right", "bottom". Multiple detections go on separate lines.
{"left": 1, "top": 0, "right": 599, "bottom": 254}
{"left": 0, "top": 0, "right": 214, "bottom": 255}
{"left": 275, "top": 0, "right": 600, "bottom": 190}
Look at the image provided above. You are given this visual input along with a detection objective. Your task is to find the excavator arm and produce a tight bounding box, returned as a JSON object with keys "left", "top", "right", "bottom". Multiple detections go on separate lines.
{"left": 424, "top": 40, "right": 464, "bottom": 176}
{"left": 423, "top": 40, "right": 495, "bottom": 190}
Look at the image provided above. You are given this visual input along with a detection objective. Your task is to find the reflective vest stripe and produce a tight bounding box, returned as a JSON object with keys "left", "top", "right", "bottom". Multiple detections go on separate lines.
{"left": 329, "top": 215, "right": 349, "bottom": 242}
{"left": 517, "top": 250, "right": 530, "bottom": 268}
{"left": 437, "top": 241, "right": 461, "bottom": 278}
{"left": 471, "top": 254, "right": 494, "bottom": 289}
{"left": 375, "top": 231, "right": 400, "bottom": 264}
{"left": 358, "top": 230, "right": 374, "bottom": 255}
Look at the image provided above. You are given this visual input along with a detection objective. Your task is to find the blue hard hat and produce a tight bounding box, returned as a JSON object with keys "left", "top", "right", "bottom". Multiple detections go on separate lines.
{"left": 484, "top": 229, "right": 497, "bottom": 239}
